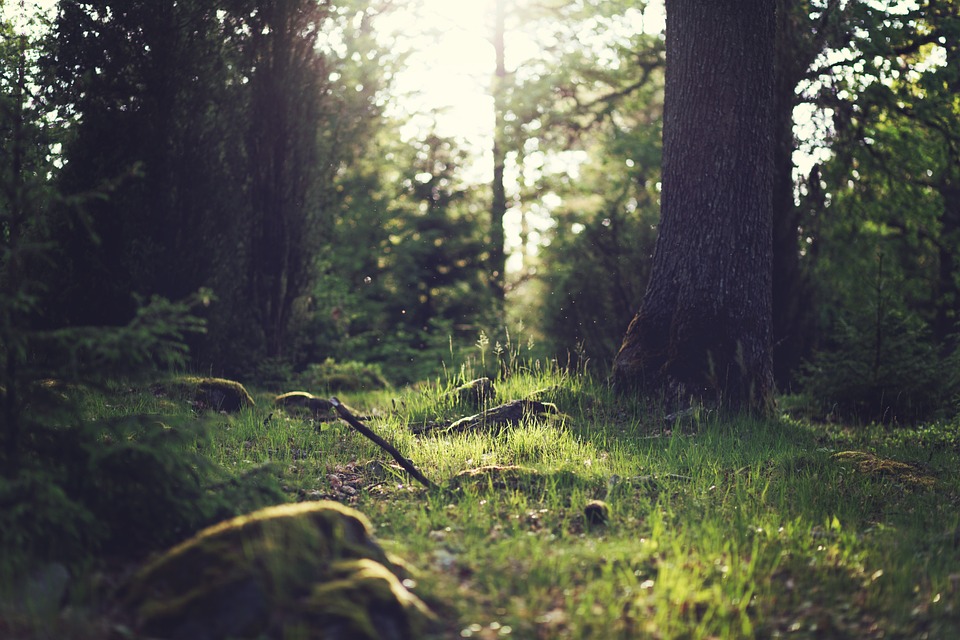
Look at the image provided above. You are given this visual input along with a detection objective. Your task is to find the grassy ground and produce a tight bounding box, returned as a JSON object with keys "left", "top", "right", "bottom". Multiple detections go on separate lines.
{"left": 10, "top": 361, "right": 960, "bottom": 638}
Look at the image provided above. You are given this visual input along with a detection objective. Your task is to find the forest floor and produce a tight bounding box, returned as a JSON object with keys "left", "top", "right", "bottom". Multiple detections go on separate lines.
{"left": 7, "top": 364, "right": 960, "bottom": 638}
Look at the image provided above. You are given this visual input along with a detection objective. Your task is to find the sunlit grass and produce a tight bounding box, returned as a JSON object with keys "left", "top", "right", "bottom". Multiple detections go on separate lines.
{"left": 27, "top": 363, "right": 960, "bottom": 639}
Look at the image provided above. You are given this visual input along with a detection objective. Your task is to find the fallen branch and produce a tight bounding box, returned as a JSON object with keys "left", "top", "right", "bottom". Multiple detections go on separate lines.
{"left": 330, "top": 397, "right": 436, "bottom": 489}
{"left": 412, "top": 399, "right": 564, "bottom": 436}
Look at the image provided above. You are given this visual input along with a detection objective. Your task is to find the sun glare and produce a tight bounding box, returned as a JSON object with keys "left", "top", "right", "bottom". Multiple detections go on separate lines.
{"left": 378, "top": 0, "right": 665, "bottom": 172}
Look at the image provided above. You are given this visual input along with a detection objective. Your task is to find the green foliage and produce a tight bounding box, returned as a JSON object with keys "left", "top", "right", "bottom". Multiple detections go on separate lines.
{"left": 42, "top": 0, "right": 395, "bottom": 377}
{"left": 534, "top": 101, "right": 663, "bottom": 368}
{"left": 298, "top": 359, "right": 390, "bottom": 393}
{"left": 0, "top": 12, "right": 281, "bottom": 584}
{"left": 487, "top": 0, "right": 665, "bottom": 369}
{"left": 310, "top": 132, "right": 497, "bottom": 385}
{"left": 538, "top": 181, "right": 658, "bottom": 370}
{"left": 1, "top": 413, "right": 209, "bottom": 571}
{"left": 797, "top": 0, "right": 960, "bottom": 408}
{"left": 5, "top": 356, "right": 960, "bottom": 637}
{"left": 798, "top": 310, "right": 960, "bottom": 424}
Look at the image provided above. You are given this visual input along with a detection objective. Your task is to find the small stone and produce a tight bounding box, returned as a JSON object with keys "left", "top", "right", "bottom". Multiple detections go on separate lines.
{"left": 274, "top": 391, "right": 334, "bottom": 417}
{"left": 584, "top": 500, "right": 609, "bottom": 526}
{"left": 24, "top": 562, "right": 70, "bottom": 615}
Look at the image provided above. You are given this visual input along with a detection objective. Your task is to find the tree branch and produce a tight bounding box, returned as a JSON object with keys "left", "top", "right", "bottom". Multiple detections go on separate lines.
{"left": 330, "top": 397, "right": 436, "bottom": 489}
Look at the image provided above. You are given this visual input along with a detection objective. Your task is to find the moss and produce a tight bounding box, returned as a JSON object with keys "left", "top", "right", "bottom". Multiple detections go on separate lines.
{"left": 833, "top": 450, "right": 936, "bottom": 488}
{"left": 156, "top": 376, "right": 255, "bottom": 413}
{"left": 293, "top": 559, "right": 434, "bottom": 640}
{"left": 584, "top": 499, "right": 610, "bottom": 526}
{"left": 121, "top": 502, "right": 430, "bottom": 639}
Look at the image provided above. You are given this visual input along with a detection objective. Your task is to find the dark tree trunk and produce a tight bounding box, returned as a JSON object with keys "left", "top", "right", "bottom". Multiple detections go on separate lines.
{"left": 245, "top": 0, "right": 325, "bottom": 360}
{"left": 489, "top": 0, "right": 508, "bottom": 310}
{"left": 612, "top": 0, "right": 776, "bottom": 413}
{"left": 770, "top": 0, "right": 825, "bottom": 388}
{"left": 934, "top": 183, "right": 960, "bottom": 343}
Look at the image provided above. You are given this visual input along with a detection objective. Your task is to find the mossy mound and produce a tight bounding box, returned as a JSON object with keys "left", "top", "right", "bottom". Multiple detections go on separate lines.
{"left": 157, "top": 376, "right": 255, "bottom": 413}
{"left": 583, "top": 499, "right": 610, "bottom": 526}
{"left": 833, "top": 450, "right": 936, "bottom": 488}
{"left": 120, "top": 501, "right": 432, "bottom": 639}
{"left": 274, "top": 391, "right": 335, "bottom": 417}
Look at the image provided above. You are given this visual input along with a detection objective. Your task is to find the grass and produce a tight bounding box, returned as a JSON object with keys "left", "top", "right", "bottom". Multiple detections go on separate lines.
{"left": 6, "top": 362, "right": 960, "bottom": 638}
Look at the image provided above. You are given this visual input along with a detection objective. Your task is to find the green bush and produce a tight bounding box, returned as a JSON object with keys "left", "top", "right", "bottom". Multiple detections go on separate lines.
{"left": 298, "top": 358, "right": 390, "bottom": 392}
{"left": 798, "top": 311, "right": 960, "bottom": 424}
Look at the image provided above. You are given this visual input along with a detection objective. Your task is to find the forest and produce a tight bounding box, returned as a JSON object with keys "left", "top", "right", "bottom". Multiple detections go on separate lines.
{"left": 2, "top": 0, "right": 960, "bottom": 638}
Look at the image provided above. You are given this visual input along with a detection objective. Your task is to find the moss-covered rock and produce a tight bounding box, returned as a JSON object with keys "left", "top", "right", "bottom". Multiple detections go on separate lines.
{"left": 833, "top": 450, "right": 936, "bottom": 488}
{"left": 274, "top": 391, "right": 334, "bottom": 418}
{"left": 583, "top": 499, "right": 610, "bottom": 526}
{"left": 156, "top": 376, "right": 255, "bottom": 413}
{"left": 292, "top": 559, "right": 432, "bottom": 640}
{"left": 120, "top": 501, "right": 431, "bottom": 639}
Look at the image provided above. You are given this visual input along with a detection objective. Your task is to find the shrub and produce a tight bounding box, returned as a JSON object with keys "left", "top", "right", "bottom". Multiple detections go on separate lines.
{"left": 298, "top": 359, "right": 390, "bottom": 392}
{"left": 797, "top": 311, "right": 960, "bottom": 424}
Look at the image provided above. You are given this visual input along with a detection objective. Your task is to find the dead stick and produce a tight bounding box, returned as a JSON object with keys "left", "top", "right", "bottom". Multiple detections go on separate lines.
{"left": 330, "top": 397, "right": 436, "bottom": 489}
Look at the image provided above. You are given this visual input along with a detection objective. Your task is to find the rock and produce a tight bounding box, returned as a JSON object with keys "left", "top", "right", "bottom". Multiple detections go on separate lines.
{"left": 296, "top": 559, "right": 430, "bottom": 640}
{"left": 120, "top": 501, "right": 432, "bottom": 640}
{"left": 274, "top": 391, "right": 335, "bottom": 417}
{"left": 583, "top": 500, "right": 610, "bottom": 526}
{"left": 447, "top": 400, "right": 561, "bottom": 434}
{"left": 23, "top": 562, "right": 70, "bottom": 615}
{"left": 300, "top": 359, "right": 390, "bottom": 392}
{"left": 193, "top": 377, "right": 255, "bottom": 412}
{"left": 414, "top": 399, "right": 564, "bottom": 436}
{"left": 156, "top": 376, "right": 255, "bottom": 413}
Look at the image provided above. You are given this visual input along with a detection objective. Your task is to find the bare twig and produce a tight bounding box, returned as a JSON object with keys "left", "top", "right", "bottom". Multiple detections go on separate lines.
{"left": 330, "top": 397, "right": 436, "bottom": 489}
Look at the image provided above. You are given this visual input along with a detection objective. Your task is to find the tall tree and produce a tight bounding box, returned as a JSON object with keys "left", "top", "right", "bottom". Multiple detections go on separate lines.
{"left": 489, "top": 0, "right": 509, "bottom": 310}
{"left": 47, "top": 0, "right": 232, "bottom": 317}
{"left": 237, "top": 0, "right": 332, "bottom": 362}
{"left": 770, "top": 0, "right": 839, "bottom": 385}
{"left": 612, "top": 0, "right": 776, "bottom": 413}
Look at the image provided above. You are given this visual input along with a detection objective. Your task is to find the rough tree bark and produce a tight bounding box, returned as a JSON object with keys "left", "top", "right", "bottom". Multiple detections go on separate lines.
{"left": 612, "top": 0, "right": 776, "bottom": 414}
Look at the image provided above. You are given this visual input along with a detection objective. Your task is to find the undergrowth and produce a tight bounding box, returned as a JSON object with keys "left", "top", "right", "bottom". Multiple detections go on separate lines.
{"left": 3, "top": 357, "right": 960, "bottom": 639}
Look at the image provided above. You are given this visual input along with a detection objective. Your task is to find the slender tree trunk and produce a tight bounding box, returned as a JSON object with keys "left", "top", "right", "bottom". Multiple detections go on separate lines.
{"left": 934, "top": 183, "right": 960, "bottom": 342}
{"left": 489, "top": 0, "right": 508, "bottom": 309}
{"left": 612, "top": 0, "right": 776, "bottom": 414}
{"left": 771, "top": 0, "right": 820, "bottom": 387}
{"left": 246, "top": 0, "right": 323, "bottom": 360}
{"left": 2, "top": 38, "right": 27, "bottom": 474}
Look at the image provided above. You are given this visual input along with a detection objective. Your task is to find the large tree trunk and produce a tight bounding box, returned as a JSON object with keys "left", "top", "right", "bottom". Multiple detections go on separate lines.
{"left": 612, "top": 0, "right": 776, "bottom": 413}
